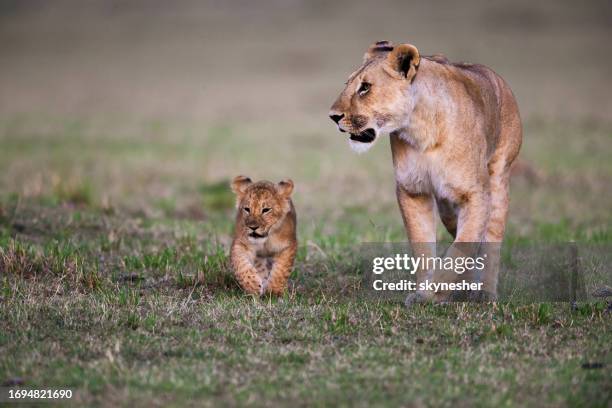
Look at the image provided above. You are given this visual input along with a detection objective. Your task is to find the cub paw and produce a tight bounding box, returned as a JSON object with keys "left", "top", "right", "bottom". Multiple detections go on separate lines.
{"left": 240, "top": 277, "right": 264, "bottom": 296}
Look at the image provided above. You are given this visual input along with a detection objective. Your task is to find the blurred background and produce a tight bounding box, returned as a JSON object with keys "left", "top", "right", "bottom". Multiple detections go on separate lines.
{"left": 1, "top": 0, "right": 611, "bottom": 240}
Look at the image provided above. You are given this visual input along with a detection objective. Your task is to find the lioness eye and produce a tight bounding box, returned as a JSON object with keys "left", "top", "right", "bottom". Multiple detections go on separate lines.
{"left": 243, "top": 207, "right": 250, "bottom": 213}
{"left": 358, "top": 82, "right": 371, "bottom": 96}
{"left": 262, "top": 208, "right": 271, "bottom": 214}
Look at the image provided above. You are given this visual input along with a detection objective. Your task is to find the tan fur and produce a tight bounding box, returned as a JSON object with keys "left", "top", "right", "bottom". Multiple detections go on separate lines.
{"left": 330, "top": 41, "right": 522, "bottom": 302}
{"left": 230, "top": 176, "right": 297, "bottom": 296}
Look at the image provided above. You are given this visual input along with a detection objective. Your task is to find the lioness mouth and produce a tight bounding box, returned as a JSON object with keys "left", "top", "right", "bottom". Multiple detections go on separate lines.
{"left": 349, "top": 128, "right": 376, "bottom": 143}
{"left": 249, "top": 232, "right": 267, "bottom": 239}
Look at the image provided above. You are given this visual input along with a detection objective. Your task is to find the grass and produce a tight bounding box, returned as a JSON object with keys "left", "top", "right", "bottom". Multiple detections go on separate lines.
{"left": 0, "top": 246, "right": 609, "bottom": 406}
{"left": 0, "top": 113, "right": 611, "bottom": 406}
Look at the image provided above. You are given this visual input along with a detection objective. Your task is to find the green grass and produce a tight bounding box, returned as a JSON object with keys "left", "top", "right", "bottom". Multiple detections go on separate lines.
{"left": 0, "top": 252, "right": 610, "bottom": 406}
{"left": 0, "top": 114, "right": 611, "bottom": 407}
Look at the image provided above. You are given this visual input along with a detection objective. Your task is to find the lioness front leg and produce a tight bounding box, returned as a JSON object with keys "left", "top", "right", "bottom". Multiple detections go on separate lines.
{"left": 396, "top": 185, "right": 436, "bottom": 304}
{"left": 433, "top": 189, "right": 490, "bottom": 302}
{"left": 264, "top": 244, "right": 297, "bottom": 295}
{"left": 230, "top": 244, "right": 264, "bottom": 295}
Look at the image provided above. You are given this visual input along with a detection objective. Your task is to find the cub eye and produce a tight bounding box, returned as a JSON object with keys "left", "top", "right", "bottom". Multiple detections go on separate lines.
{"left": 262, "top": 208, "right": 271, "bottom": 214}
{"left": 358, "top": 82, "right": 371, "bottom": 96}
{"left": 243, "top": 207, "right": 250, "bottom": 213}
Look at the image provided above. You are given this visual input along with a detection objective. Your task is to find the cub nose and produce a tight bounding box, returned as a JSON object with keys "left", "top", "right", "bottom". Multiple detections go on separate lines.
{"left": 248, "top": 225, "right": 258, "bottom": 231}
{"left": 329, "top": 113, "right": 344, "bottom": 124}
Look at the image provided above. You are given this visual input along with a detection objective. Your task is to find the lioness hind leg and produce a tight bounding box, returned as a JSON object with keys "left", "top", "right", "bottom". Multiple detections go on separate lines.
{"left": 481, "top": 166, "right": 511, "bottom": 299}
{"left": 480, "top": 83, "right": 522, "bottom": 301}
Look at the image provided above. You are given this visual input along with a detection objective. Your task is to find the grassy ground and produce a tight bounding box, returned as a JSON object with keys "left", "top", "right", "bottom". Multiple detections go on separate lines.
{"left": 1, "top": 1, "right": 611, "bottom": 406}
{"left": 0, "top": 115, "right": 610, "bottom": 407}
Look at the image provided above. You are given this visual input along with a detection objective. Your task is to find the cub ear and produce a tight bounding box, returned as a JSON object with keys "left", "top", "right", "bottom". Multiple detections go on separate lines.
{"left": 276, "top": 179, "right": 294, "bottom": 198}
{"left": 363, "top": 40, "right": 394, "bottom": 62}
{"left": 385, "top": 43, "right": 420, "bottom": 81}
{"left": 231, "top": 175, "right": 252, "bottom": 196}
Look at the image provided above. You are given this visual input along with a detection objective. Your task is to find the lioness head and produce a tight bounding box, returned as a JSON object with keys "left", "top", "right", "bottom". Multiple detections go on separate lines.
{"left": 329, "top": 41, "right": 420, "bottom": 153}
{"left": 231, "top": 176, "right": 294, "bottom": 243}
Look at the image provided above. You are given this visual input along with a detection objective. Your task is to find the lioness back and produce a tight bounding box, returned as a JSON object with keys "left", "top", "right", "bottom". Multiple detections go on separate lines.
{"left": 426, "top": 56, "right": 522, "bottom": 159}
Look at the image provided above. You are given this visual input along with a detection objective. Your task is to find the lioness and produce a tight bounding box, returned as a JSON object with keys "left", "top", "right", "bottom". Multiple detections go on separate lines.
{"left": 230, "top": 176, "right": 297, "bottom": 295}
{"left": 329, "top": 41, "right": 522, "bottom": 303}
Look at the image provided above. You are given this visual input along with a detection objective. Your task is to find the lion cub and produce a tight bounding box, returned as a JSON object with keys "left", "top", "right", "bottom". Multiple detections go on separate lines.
{"left": 230, "top": 176, "right": 297, "bottom": 295}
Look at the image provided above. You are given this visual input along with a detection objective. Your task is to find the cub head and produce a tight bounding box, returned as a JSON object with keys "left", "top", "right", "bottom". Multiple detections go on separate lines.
{"left": 329, "top": 41, "right": 420, "bottom": 153}
{"left": 231, "top": 176, "right": 294, "bottom": 243}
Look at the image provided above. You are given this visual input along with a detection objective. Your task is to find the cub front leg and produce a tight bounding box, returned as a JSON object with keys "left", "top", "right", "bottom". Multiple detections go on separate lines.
{"left": 396, "top": 185, "right": 436, "bottom": 304}
{"left": 230, "top": 243, "right": 264, "bottom": 295}
{"left": 264, "top": 244, "right": 297, "bottom": 295}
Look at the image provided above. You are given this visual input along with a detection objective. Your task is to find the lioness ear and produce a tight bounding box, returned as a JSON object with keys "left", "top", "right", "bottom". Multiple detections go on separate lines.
{"left": 231, "top": 175, "right": 252, "bottom": 196}
{"left": 385, "top": 43, "right": 420, "bottom": 81}
{"left": 276, "top": 179, "right": 294, "bottom": 198}
{"left": 363, "top": 40, "right": 394, "bottom": 62}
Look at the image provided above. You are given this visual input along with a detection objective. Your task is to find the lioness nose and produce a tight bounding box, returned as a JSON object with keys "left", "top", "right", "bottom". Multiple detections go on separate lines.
{"left": 329, "top": 113, "right": 344, "bottom": 124}
{"left": 248, "top": 225, "right": 258, "bottom": 231}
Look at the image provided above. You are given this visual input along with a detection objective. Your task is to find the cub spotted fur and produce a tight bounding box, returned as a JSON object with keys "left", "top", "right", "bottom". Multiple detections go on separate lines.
{"left": 329, "top": 41, "right": 522, "bottom": 303}
{"left": 230, "top": 176, "right": 297, "bottom": 295}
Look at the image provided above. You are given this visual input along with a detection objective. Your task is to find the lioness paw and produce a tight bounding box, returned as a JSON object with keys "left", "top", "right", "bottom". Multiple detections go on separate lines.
{"left": 467, "top": 290, "right": 498, "bottom": 303}
{"left": 404, "top": 291, "right": 431, "bottom": 308}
